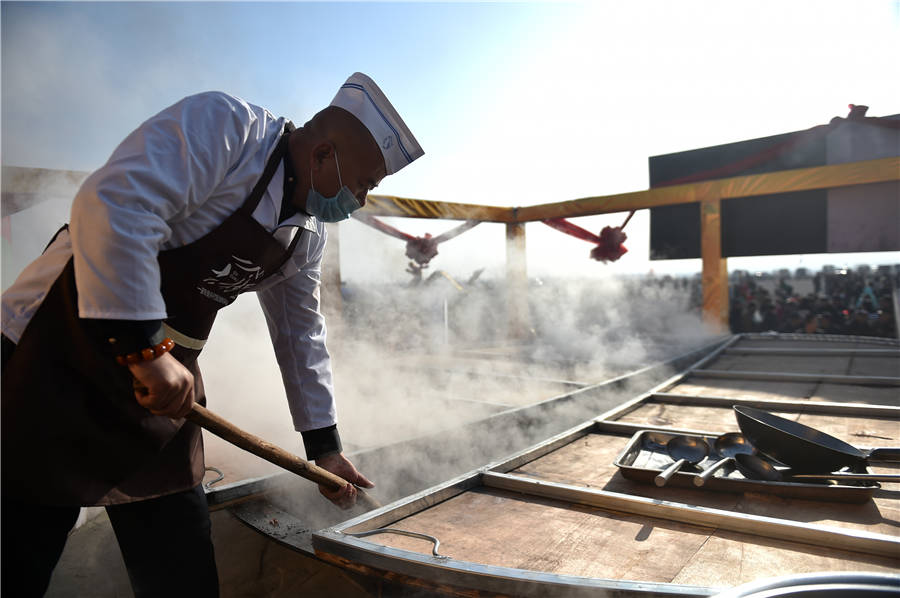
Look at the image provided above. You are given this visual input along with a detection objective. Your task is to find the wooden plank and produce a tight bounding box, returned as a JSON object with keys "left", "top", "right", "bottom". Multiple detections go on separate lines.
{"left": 732, "top": 479, "right": 900, "bottom": 540}
{"left": 592, "top": 335, "right": 740, "bottom": 424}
{"left": 604, "top": 334, "right": 899, "bottom": 414}
{"left": 710, "top": 352, "right": 900, "bottom": 379}
{"left": 347, "top": 487, "right": 723, "bottom": 582}
{"left": 614, "top": 403, "right": 740, "bottom": 432}
{"left": 671, "top": 532, "right": 899, "bottom": 588}
{"left": 509, "top": 428, "right": 900, "bottom": 539}
{"left": 315, "top": 527, "right": 717, "bottom": 597}
{"left": 738, "top": 336, "right": 899, "bottom": 350}
{"left": 650, "top": 393, "right": 900, "bottom": 418}
{"left": 725, "top": 348, "right": 900, "bottom": 357}
{"left": 482, "top": 473, "right": 900, "bottom": 559}
{"left": 849, "top": 356, "right": 900, "bottom": 378}
{"left": 663, "top": 379, "right": 819, "bottom": 402}
{"left": 704, "top": 354, "right": 853, "bottom": 375}
{"left": 809, "top": 383, "right": 900, "bottom": 406}
{"left": 510, "top": 431, "right": 744, "bottom": 512}
{"left": 690, "top": 369, "right": 900, "bottom": 386}
{"left": 340, "top": 471, "right": 485, "bottom": 536}
{"left": 792, "top": 412, "right": 899, "bottom": 447}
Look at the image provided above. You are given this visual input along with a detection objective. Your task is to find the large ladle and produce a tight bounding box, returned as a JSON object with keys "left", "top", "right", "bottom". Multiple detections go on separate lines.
{"left": 188, "top": 404, "right": 382, "bottom": 510}
{"left": 734, "top": 453, "right": 900, "bottom": 484}
{"left": 693, "top": 432, "right": 755, "bottom": 487}
{"left": 654, "top": 436, "right": 710, "bottom": 487}
{"left": 131, "top": 377, "right": 382, "bottom": 511}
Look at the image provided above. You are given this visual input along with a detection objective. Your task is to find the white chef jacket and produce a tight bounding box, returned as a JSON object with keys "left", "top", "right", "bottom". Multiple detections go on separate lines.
{"left": 1, "top": 91, "right": 336, "bottom": 434}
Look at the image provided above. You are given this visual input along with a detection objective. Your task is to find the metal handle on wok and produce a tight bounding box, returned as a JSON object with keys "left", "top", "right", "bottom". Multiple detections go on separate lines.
{"left": 187, "top": 404, "right": 381, "bottom": 511}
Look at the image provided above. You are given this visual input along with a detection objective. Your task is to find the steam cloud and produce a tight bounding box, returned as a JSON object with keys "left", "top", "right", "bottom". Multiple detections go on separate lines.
{"left": 3, "top": 173, "right": 717, "bottom": 531}
{"left": 205, "top": 252, "right": 719, "bottom": 528}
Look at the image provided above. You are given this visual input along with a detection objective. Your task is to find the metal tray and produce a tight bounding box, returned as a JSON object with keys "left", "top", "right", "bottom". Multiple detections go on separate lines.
{"left": 613, "top": 430, "right": 879, "bottom": 503}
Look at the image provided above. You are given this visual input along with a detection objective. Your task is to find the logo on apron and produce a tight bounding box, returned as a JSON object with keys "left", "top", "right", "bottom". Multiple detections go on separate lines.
{"left": 199, "top": 255, "right": 266, "bottom": 304}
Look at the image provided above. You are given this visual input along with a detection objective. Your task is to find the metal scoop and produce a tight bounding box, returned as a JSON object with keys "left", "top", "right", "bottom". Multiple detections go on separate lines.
{"left": 694, "top": 432, "right": 755, "bottom": 487}
{"left": 654, "top": 436, "right": 709, "bottom": 487}
{"left": 733, "top": 453, "right": 900, "bottom": 484}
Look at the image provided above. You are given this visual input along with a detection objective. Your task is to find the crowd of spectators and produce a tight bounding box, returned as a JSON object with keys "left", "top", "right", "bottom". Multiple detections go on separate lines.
{"left": 728, "top": 266, "right": 898, "bottom": 338}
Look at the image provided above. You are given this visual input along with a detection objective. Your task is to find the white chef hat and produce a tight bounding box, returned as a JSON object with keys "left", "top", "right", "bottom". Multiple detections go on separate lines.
{"left": 330, "top": 72, "right": 424, "bottom": 175}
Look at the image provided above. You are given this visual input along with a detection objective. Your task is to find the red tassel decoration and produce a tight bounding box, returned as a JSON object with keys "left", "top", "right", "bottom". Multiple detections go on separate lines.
{"left": 590, "top": 226, "right": 628, "bottom": 263}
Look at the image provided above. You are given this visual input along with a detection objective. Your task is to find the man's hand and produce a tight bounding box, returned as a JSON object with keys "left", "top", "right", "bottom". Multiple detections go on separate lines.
{"left": 129, "top": 352, "right": 195, "bottom": 418}
{"left": 315, "top": 453, "right": 375, "bottom": 509}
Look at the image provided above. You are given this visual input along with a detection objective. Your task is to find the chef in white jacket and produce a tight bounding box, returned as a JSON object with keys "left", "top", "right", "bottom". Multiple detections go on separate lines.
{"left": 1, "top": 72, "right": 423, "bottom": 597}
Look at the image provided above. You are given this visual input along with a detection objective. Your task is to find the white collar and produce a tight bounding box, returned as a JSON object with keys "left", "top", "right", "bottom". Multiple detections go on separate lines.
{"left": 277, "top": 212, "right": 318, "bottom": 234}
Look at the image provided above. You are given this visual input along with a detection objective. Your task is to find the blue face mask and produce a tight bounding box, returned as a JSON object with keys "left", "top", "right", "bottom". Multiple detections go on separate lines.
{"left": 305, "top": 149, "right": 361, "bottom": 223}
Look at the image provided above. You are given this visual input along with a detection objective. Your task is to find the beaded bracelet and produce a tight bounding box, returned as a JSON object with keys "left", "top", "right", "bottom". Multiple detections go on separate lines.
{"left": 115, "top": 338, "right": 176, "bottom": 366}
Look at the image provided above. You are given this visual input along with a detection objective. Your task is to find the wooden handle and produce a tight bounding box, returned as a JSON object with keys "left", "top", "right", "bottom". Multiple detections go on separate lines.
{"left": 187, "top": 404, "right": 381, "bottom": 510}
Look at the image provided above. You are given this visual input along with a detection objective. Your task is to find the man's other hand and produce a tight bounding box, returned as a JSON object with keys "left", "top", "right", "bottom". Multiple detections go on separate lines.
{"left": 129, "top": 352, "right": 195, "bottom": 418}
{"left": 315, "top": 453, "right": 375, "bottom": 509}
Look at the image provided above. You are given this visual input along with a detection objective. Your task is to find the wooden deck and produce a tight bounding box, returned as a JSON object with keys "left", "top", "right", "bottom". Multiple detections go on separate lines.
{"left": 313, "top": 334, "right": 900, "bottom": 597}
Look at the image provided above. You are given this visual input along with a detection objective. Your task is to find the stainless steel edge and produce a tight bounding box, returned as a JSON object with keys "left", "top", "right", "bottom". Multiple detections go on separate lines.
{"left": 311, "top": 530, "right": 718, "bottom": 598}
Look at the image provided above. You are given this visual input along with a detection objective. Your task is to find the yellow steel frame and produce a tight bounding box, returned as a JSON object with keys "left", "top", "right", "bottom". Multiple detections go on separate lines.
{"left": 360, "top": 157, "right": 899, "bottom": 332}
{"left": 363, "top": 157, "right": 897, "bottom": 222}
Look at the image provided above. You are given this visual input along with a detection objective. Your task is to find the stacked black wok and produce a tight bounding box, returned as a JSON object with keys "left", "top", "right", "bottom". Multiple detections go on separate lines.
{"left": 731, "top": 406, "right": 900, "bottom": 483}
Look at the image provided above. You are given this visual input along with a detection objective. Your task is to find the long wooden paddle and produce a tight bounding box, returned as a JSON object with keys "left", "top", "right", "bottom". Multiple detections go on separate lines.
{"left": 187, "top": 404, "right": 381, "bottom": 511}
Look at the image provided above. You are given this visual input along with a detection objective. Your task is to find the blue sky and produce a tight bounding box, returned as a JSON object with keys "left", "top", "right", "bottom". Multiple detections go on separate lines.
{"left": 2, "top": 1, "right": 899, "bottom": 282}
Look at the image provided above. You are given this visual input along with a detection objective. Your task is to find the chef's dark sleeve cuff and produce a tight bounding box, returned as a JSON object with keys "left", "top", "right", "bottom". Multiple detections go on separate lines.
{"left": 82, "top": 319, "right": 165, "bottom": 356}
{"left": 301, "top": 425, "right": 342, "bottom": 460}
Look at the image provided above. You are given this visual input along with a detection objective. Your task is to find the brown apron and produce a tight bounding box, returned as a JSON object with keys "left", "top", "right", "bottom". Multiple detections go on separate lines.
{"left": 2, "top": 123, "right": 300, "bottom": 506}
